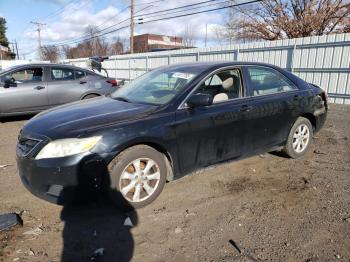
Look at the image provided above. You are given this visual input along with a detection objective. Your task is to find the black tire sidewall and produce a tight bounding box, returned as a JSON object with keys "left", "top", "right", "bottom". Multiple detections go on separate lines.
{"left": 107, "top": 145, "right": 167, "bottom": 209}
{"left": 285, "top": 117, "right": 313, "bottom": 158}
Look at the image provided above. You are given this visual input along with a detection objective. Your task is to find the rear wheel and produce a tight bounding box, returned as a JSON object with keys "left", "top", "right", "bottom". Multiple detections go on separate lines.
{"left": 283, "top": 117, "right": 313, "bottom": 158}
{"left": 107, "top": 145, "right": 167, "bottom": 209}
{"left": 82, "top": 94, "right": 99, "bottom": 100}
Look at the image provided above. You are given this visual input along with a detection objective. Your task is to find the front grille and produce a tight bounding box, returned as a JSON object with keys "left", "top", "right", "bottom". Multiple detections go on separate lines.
{"left": 17, "top": 138, "right": 41, "bottom": 156}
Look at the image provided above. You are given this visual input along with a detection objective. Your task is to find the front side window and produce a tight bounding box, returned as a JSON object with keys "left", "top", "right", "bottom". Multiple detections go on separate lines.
{"left": 9, "top": 67, "right": 43, "bottom": 83}
{"left": 247, "top": 67, "right": 297, "bottom": 96}
{"left": 195, "top": 68, "right": 242, "bottom": 103}
{"left": 112, "top": 67, "right": 199, "bottom": 105}
{"left": 51, "top": 68, "right": 74, "bottom": 81}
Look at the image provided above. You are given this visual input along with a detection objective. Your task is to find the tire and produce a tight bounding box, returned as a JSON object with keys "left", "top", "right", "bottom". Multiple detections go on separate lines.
{"left": 107, "top": 145, "right": 167, "bottom": 209}
{"left": 283, "top": 117, "right": 313, "bottom": 158}
{"left": 82, "top": 94, "right": 99, "bottom": 100}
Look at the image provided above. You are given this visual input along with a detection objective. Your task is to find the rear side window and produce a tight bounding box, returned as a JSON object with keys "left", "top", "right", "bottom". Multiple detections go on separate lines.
{"left": 75, "top": 70, "right": 85, "bottom": 79}
{"left": 247, "top": 67, "right": 297, "bottom": 96}
{"left": 51, "top": 68, "right": 74, "bottom": 81}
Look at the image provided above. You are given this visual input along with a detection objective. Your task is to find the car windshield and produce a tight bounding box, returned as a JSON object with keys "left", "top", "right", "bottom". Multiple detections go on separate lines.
{"left": 111, "top": 67, "right": 199, "bottom": 105}
{"left": 0, "top": 65, "right": 17, "bottom": 74}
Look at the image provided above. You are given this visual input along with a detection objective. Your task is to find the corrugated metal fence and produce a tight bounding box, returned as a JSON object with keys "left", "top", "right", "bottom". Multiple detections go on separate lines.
{"left": 64, "top": 32, "right": 350, "bottom": 104}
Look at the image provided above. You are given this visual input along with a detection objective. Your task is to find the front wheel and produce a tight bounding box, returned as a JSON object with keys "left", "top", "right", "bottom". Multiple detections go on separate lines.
{"left": 107, "top": 145, "right": 167, "bottom": 209}
{"left": 283, "top": 117, "right": 313, "bottom": 158}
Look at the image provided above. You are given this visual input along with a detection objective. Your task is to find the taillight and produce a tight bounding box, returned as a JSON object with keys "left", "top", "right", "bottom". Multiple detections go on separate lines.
{"left": 319, "top": 90, "right": 328, "bottom": 109}
{"left": 107, "top": 79, "right": 118, "bottom": 87}
{"left": 320, "top": 90, "right": 328, "bottom": 102}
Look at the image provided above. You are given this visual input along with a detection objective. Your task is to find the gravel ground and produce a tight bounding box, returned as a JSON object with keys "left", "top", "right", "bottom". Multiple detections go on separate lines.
{"left": 0, "top": 104, "right": 349, "bottom": 262}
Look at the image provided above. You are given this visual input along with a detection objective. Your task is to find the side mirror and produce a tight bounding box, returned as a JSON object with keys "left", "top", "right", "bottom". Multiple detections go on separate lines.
{"left": 186, "top": 93, "right": 213, "bottom": 108}
{"left": 3, "top": 76, "right": 16, "bottom": 88}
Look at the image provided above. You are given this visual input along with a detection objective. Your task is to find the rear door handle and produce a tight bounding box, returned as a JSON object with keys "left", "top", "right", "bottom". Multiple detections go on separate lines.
{"left": 80, "top": 80, "right": 87, "bottom": 84}
{"left": 239, "top": 105, "right": 252, "bottom": 112}
{"left": 293, "top": 94, "right": 301, "bottom": 101}
{"left": 34, "top": 86, "right": 45, "bottom": 90}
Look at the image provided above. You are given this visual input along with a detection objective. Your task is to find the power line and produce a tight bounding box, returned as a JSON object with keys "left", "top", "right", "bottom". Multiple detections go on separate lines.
{"left": 37, "top": 0, "right": 80, "bottom": 22}
{"left": 134, "top": 0, "right": 226, "bottom": 17}
{"left": 134, "top": 0, "right": 165, "bottom": 6}
{"left": 21, "top": 0, "right": 228, "bottom": 57}
{"left": 47, "top": 0, "right": 228, "bottom": 47}
{"left": 138, "top": 0, "right": 262, "bottom": 24}
{"left": 50, "top": 4, "right": 153, "bottom": 47}
{"left": 95, "top": 6, "right": 130, "bottom": 30}
{"left": 136, "top": 0, "right": 234, "bottom": 20}
{"left": 46, "top": 0, "right": 262, "bottom": 49}
{"left": 16, "top": 0, "right": 87, "bottom": 51}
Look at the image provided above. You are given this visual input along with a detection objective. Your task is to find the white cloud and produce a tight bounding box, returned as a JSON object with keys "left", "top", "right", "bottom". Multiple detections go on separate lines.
{"left": 23, "top": 0, "right": 230, "bottom": 52}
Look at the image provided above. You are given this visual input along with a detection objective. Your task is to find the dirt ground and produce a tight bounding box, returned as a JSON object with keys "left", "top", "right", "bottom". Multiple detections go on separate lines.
{"left": 0, "top": 104, "right": 349, "bottom": 262}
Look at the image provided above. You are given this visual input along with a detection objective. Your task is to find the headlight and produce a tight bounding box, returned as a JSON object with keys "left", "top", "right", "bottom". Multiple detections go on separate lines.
{"left": 35, "top": 136, "right": 102, "bottom": 160}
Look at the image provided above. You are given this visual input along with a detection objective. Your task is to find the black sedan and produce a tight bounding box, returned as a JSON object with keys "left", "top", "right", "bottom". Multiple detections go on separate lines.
{"left": 16, "top": 62, "right": 328, "bottom": 209}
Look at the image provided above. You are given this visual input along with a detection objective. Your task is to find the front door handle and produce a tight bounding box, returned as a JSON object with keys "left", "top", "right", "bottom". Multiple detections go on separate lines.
{"left": 34, "top": 86, "right": 45, "bottom": 90}
{"left": 80, "top": 80, "right": 87, "bottom": 84}
{"left": 293, "top": 95, "right": 301, "bottom": 101}
{"left": 239, "top": 105, "right": 252, "bottom": 112}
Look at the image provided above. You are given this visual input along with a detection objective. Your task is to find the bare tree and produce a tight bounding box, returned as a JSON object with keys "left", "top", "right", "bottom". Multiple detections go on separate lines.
{"left": 220, "top": 0, "right": 350, "bottom": 41}
{"left": 62, "top": 25, "right": 111, "bottom": 59}
{"left": 182, "top": 25, "right": 197, "bottom": 47}
{"left": 110, "top": 37, "right": 124, "bottom": 55}
{"left": 41, "top": 45, "right": 59, "bottom": 62}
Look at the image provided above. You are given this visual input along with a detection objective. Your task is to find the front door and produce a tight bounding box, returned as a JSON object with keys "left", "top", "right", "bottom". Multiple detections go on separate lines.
{"left": 0, "top": 66, "right": 48, "bottom": 114}
{"left": 174, "top": 67, "right": 251, "bottom": 174}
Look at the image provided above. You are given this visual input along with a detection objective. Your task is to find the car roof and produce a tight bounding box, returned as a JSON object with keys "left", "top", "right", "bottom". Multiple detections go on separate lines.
{"left": 162, "top": 61, "right": 279, "bottom": 70}
{"left": 2, "top": 63, "right": 94, "bottom": 72}
{"left": 156, "top": 61, "right": 280, "bottom": 73}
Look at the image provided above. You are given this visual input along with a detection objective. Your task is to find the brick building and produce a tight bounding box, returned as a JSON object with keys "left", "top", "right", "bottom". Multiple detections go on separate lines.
{"left": 133, "top": 34, "right": 184, "bottom": 53}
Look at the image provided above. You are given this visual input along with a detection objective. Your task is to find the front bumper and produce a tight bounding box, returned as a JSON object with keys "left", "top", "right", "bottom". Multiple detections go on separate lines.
{"left": 17, "top": 153, "right": 86, "bottom": 204}
{"left": 16, "top": 134, "right": 113, "bottom": 205}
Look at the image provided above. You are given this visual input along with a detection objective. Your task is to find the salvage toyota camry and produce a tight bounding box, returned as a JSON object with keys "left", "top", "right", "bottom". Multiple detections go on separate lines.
{"left": 16, "top": 62, "right": 328, "bottom": 209}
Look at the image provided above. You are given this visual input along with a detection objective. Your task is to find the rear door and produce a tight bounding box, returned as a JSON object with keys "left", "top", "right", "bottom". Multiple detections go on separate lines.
{"left": 47, "top": 67, "right": 89, "bottom": 107}
{"left": 242, "top": 65, "right": 301, "bottom": 152}
{"left": 174, "top": 67, "right": 252, "bottom": 174}
{"left": 0, "top": 66, "right": 48, "bottom": 114}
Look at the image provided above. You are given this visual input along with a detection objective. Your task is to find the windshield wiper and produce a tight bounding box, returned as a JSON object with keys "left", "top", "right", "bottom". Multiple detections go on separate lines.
{"left": 114, "top": 96, "right": 131, "bottom": 103}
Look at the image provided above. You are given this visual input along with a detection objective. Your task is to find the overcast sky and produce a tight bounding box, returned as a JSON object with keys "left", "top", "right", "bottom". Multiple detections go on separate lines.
{"left": 0, "top": 0, "right": 237, "bottom": 59}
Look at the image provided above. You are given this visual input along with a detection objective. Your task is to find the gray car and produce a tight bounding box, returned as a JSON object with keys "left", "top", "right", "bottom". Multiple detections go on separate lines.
{"left": 0, "top": 63, "right": 118, "bottom": 117}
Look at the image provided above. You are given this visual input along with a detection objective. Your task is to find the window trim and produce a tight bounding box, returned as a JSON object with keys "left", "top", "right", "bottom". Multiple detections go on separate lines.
{"left": 49, "top": 67, "right": 75, "bottom": 82}
{"left": 244, "top": 65, "right": 299, "bottom": 98}
{"left": 74, "top": 69, "right": 86, "bottom": 80}
{"left": 8, "top": 66, "right": 45, "bottom": 84}
{"left": 178, "top": 66, "right": 245, "bottom": 109}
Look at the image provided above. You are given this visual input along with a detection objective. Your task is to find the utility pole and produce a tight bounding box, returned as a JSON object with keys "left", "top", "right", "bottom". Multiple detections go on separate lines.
{"left": 30, "top": 21, "right": 46, "bottom": 60}
{"left": 14, "top": 40, "right": 19, "bottom": 60}
{"left": 11, "top": 42, "right": 15, "bottom": 56}
{"left": 130, "top": 0, "right": 134, "bottom": 54}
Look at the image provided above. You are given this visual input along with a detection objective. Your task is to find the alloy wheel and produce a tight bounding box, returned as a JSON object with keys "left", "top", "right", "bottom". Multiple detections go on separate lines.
{"left": 119, "top": 158, "right": 161, "bottom": 203}
{"left": 292, "top": 124, "right": 310, "bottom": 153}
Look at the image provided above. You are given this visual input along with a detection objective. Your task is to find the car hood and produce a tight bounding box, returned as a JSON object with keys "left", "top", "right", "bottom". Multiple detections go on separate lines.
{"left": 22, "top": 97, "right": 157, "bottom": 139}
